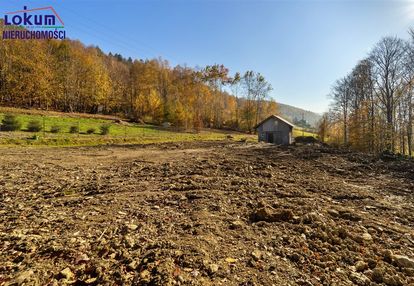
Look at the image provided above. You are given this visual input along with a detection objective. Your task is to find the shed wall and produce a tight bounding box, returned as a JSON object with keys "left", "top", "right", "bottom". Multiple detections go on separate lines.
{"left": 257, "top": 118, "right": 292, "bottom": 145}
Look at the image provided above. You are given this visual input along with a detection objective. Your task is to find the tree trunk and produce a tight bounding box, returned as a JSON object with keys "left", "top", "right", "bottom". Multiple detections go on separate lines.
{"left": 408, "top": 93, "right": 413, "bottom": 156}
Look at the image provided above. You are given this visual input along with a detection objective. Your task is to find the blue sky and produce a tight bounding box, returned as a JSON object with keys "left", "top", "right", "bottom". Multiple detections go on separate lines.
{"left": 2, "top": 0, "right": 414, "bottom": 113}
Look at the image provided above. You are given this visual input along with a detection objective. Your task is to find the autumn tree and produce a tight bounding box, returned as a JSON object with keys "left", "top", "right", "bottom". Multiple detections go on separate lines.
{"left": 0, "top": 20, "right": 276, "bottom": 133}
{"left": 326, "top": 34, "right": 414, "bottom": 156}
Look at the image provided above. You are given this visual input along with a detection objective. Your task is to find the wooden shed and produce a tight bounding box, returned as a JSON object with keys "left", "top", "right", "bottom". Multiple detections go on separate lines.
{"left": 255, "top": 115, "right": 294, "bottom": 145}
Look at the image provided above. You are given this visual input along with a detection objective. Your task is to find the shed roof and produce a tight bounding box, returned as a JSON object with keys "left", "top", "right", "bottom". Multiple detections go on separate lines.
{"left": 254, "top": 115, "right": 295, "bottom": 129}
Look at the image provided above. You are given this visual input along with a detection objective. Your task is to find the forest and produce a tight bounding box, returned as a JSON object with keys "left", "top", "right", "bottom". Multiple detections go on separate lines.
{"left": 0, "top": 20, "right": 277, "bottom": 132}
{"left": 321, "top": 29, "right": 414, "bottom": 156}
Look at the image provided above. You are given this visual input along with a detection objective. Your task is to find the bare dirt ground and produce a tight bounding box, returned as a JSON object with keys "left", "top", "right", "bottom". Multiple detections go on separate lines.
{"left": 1, "top": 141, "right": 414, "bottom": 286}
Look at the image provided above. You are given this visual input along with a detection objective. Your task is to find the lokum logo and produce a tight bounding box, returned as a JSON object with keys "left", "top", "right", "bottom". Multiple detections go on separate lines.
{"left": 2, "top": 6, "right": 66, "bottom": 40}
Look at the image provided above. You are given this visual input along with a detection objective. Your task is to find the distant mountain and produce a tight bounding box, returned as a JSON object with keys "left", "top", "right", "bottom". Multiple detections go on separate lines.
{"left": 277, "top": 103, "right": 321, "bottom": 128}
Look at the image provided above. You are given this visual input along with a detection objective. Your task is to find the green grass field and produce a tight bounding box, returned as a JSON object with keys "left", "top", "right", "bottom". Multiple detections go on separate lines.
{"left": 0, "top": 111, "right": 254, "bottom": 147}
{"left": 293, "top": 127, "right": 317, "bottom": 138}
{"left": 0, "top": 108, "right": 317, "bottom": 147}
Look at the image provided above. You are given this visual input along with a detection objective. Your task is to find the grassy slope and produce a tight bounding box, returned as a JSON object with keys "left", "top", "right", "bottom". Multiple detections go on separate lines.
{"left": 292, "top": 128, "right": 317, "bottom": 138}
{"left": 0, "top": 111, "right": 253, "bottom": 147}
{"left": 0, "top": 108, "right": 317, "bottom": 147}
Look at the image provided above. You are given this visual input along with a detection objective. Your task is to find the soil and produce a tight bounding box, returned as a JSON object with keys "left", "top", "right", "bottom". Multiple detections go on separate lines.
{"left": 1, "top": 141, "right": 414, "bottom": 286}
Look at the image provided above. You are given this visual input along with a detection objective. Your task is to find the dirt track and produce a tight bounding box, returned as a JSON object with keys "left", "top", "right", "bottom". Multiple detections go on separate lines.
{"left": 1, "top": 141, "right": 414, "bottom": 286}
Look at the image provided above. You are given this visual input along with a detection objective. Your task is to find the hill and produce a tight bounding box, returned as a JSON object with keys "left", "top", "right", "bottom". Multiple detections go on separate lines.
{"left": 277, "top": 103, "right": 321, "bottom": 128}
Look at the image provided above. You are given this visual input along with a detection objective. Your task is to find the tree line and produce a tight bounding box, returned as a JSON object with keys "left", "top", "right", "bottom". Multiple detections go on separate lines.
{"left": 0, "top": 21, "right": 276, "bottom": 131}
{"left": 320, "top": 30, "right": 414, "bottom": 156}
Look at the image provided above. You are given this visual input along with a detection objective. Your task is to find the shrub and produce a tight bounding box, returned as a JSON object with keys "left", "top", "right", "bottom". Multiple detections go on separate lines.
{"left": 295, "top": 136, "right": 318, "bottom": 144}
{"left": 86, "top": 128, "right": 96, "bottom": 134}
{"left": 26, "top": 120, "right": 42, "bottom": 132}
{"left": 1, "top": 114, "right": 22, "bottom": 131}
{"left": 100, "top": 124, "right": 111, "bottom": 135}
{"left": 50, "top": 125, "right": 61, "bottom": 133}
{"left": 69, "top": 125, "right": 79, "bottom": 134}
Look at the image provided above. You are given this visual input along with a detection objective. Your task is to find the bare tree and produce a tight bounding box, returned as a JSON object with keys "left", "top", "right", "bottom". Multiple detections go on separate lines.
{"left": 330, "top": 76, "right": 352, "bottom": 145}
{"left": 253, "top": 73, "right": 272, "bottom": 126}
{"left": 401, "top": 29, "right": 414, "bottom": 156}
{"left": 241, "top": 71, "right": 256, "bottom": 132}
{"left": 240, "top": 71, "right": 272, "bottom": 131}
{"left": 370, "top": 37, "right": 407, "bottom": 152}
{"left": 230, "top": 72, "right": 241, "bottom": 129}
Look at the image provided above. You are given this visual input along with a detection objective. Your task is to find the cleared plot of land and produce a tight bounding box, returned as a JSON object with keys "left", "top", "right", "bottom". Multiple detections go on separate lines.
{"left": 2, "top": 142, "right": 413, "bottom": 285}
